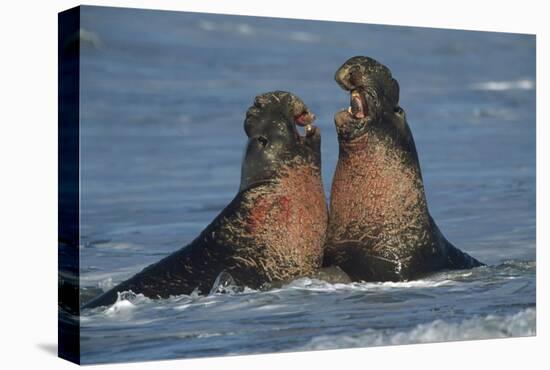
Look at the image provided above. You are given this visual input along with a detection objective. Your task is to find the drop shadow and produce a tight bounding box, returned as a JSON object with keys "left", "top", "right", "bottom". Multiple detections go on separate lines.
{"left": 36, "top": 343, "right": 58, "bottom": 357}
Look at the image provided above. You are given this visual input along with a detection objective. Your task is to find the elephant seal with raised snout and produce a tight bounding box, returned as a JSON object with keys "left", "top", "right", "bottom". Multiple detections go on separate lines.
{"left": 324, "top": 56, "right": 483, "bottom": 282}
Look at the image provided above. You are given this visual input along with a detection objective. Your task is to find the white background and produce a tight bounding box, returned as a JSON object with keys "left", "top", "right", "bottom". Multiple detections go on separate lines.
{"left": 0, "top": 0, "right": 546, "bottom": 368}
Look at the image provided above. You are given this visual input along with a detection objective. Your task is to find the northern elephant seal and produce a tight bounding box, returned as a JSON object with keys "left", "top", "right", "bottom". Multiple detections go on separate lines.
{"left": 84, "top": 91, "right": 327, "bottom": 308}
{"left": 324, "top": 56, "right": 483, "bottom": 282}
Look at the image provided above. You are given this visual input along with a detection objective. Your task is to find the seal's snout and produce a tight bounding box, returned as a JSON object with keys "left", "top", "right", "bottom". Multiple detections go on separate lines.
{"left": 333, "top": 56, "right": 404, "bottom": 142}
{"left": 334, "top": 58, "right": 371, "bottom": 91}
{"left": 244, "top": 90, "right": 322, "bottom": 162}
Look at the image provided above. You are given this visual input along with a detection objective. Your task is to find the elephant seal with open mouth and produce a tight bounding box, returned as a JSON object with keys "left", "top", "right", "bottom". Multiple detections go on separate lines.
{"left": 84, "top": 91, "right": 327, "bottom": 308}
{"left": 324, "top": 56, "right": 483, "bottom": 282}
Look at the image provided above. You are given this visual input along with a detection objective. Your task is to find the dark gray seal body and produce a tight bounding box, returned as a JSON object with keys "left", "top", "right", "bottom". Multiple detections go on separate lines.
{"left": 84, "top": 91, "right": 328, "bottom": 308}
{"left": 324, "top": 56, "right": 483, "bottom": 282}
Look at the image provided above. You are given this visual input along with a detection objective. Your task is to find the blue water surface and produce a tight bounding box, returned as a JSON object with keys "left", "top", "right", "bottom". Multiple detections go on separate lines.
{"left": 77, "top": 6, "right": 535, "bottom": 364}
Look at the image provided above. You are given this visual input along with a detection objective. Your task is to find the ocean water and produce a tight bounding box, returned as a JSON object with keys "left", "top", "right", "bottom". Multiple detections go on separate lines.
{"left": 76, "top": 6, "right": 536, "bottom": 364}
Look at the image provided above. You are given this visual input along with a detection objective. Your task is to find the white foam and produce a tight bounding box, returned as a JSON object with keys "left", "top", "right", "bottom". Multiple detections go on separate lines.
{"left": 93, "top": 242, "right": 140, "bottom": 251}
{"left": 104, "top": 291, "right": 149, "bottom": 317}
{"left": 236, "top": 23, "right": 253, "bottom": 35}
{"left": 198, "top": 20, "right": 216, "bottom": 31}
{"left": 98, "top": 277, "right": 114, "bottom": 291}
{"left": 197, "top": 333, "right": 223, "bottom": 339}
{"left": 470, "top": 79, "right": 535, "bottom": 91}
{"left": 105, "top": 298, "right": 136, "bottom": 316}
{"left": 303, "top": 308, "right": 535, "bottom": 350}
{"left": 281, "top": 277, "right": 453, "bottom": 292}
{"left": 289, "top": 31, "right": 320, "bottom": 43}
{"left": 197, "top": 20, "right": 253, "bottom": 36}
{"left": 174, "top": 303, "right": 192, "bottom": 311}
{"left": 361, "top": 279, "right": 453, "bottom": 289}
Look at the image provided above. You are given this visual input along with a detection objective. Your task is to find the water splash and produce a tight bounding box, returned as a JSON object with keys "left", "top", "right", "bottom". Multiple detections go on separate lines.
{"left": 303, "top": 308, "right": 535, "bottom": 350}
{"left": 209, "top": 271, "right": 244, "bottom": 295}
{"left": 104, "top": 291, "right": 149, "bottom": 317}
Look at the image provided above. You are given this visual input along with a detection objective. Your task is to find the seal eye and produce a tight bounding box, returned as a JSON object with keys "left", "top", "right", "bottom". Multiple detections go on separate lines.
{"left": 394, "top": 106, "right": 403, "bottom": 115}
{"left": 257, "top": 136, "right": 268, "bottom": 147}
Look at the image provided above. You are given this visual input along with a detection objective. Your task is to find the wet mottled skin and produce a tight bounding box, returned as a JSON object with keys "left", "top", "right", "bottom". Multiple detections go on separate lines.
{"left": 84, "top": 91, "right": 327, "bottom": 308}
{"left": 324, "top": 56, "right": 483, "bottom": 282}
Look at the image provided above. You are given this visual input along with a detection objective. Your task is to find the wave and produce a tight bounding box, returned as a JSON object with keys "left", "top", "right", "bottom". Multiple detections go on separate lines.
{"left": 82, "top": 278, "right": 456, "bottom": 317}
{"left": 197, "top": 20, "right": 253, "bottom": 36}
{"left": 470, "top": 79, "right": 535, "bottom": 91}
{"left": 82, "top": 259, "right": 533, "bottom": 298}
{"left": 280, "top": 277, "right": 454, "bottom": 292}
{"left": 289, "top": 31, "right": 320, "bottom": 43}
{"left": 79, "top": 260, "right": 534, "bottom": 317}
{"left": 302, "top": 308, "right": 535, "bottom": 350}
{"left": 472, "top": 107, "right": 517, "bottom": 120}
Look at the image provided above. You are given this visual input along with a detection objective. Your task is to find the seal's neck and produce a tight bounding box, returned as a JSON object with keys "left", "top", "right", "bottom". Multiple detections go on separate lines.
{"left": 232, "top": 160, "right": 328, "bottom": 282}
{"left": 338, "top": 132, "right": 371, "bottom": 154}
{"left": 329, "top": 131, "right": 428, "bottom": 237}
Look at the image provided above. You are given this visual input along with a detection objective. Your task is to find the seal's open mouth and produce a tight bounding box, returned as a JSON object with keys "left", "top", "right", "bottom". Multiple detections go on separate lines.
{"left": 335, "top": 88, "right": 371, "bottom": 125}
{"left": 293, "top": 111, "right": 317, "bottom": 138}
{"left": 335, "top": 88, "right": 371, "bottom": 123}
{"left": 332, "top": 88, "right": 373, "bottom": 142}
{"left": 240, "top": 91, "right": 322, "bottom": 191}
{"left": 349, "top": 90, "right": 368, "bottom": 119}
{"left": 333, "top": 56, "right": 401, "bottom": 141}
{"left": 245, "top": 91, "right": 319, "bottom": 144}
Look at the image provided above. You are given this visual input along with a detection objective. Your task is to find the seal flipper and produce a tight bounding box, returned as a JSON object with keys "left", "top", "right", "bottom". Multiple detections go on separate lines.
{"left": 429, "top": 216, "right": 484, "bottom": 269}
{"left": 81, "top": 192, "right": 250, "bottom": 310}
{"left": 81, "top": 237, "right": 223, "bottom": 309}
{"left": 444, "top": 242, "right": 485, "bottom": 269}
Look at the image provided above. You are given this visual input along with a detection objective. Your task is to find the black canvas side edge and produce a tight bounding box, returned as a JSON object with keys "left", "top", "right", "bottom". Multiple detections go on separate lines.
{"left": 58, "top": 5, "right": 81, "bottom": 365}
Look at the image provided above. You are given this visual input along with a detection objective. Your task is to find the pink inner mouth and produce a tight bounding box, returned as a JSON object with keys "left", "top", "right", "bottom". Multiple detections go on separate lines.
{"left": 294, "top": 111, "right": 316, "bottom": 127}
{"left": 350, "top": 92, "right": 367, "bottom": 119}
